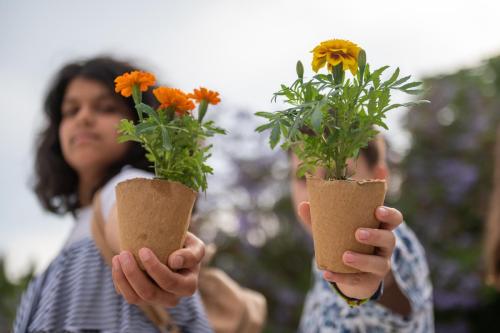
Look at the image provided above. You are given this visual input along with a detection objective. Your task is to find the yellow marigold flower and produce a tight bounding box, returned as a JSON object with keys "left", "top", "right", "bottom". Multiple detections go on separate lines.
{"left": 188, "top": 87, "right": 221, "bottom": 105}
{"left": 114, "top": 71, "right": 156, "bottom": 97}
{"left": 311, "top": 39, "right": 361, "bottom": 75}
{"left": 153, "top": 87, "right": 195, "bottom": 115}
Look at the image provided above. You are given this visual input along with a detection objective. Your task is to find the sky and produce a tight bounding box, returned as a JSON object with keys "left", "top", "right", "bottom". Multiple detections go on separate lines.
{"left": 1, "top": 0, "right": 499, "bottom": 281}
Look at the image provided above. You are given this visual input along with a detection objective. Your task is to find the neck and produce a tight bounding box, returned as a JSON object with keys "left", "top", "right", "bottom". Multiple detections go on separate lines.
{"left": 78, "top": 168, "right": 105, "bottom": 207}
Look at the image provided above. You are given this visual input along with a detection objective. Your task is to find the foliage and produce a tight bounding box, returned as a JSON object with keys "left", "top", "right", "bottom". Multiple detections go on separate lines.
{"left": 256, "top": 39, "right": 427, "bottom": 180}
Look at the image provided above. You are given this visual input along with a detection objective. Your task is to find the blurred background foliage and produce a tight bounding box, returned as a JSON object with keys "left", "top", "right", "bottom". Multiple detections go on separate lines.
{"left": 2, "top": 56, "right": 500, "bottom": 332}
{"left": 393, "top": 55, "right": 500, "bottom": 332}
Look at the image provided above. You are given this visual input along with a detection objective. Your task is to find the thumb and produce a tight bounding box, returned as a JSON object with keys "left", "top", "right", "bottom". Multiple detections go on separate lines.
{"left": 297, "top": 201, "right": 312, "bottom": 227}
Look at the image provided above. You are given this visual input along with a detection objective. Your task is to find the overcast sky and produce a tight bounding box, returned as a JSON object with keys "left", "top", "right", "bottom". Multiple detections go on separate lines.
{"left": 1, "top": 0, "right": 499, "bottom": 281}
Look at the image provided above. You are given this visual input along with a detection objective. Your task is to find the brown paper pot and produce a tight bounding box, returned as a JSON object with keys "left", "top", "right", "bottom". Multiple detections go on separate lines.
{"left": 306, "top": 176, "right": 386, "bottom": 273}
{"left": 115, "top": 178, "right": 197, "bottom": 270}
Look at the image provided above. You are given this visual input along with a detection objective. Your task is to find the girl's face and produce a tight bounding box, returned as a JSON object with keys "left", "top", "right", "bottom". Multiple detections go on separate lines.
{"left": 59, "top": 77, "right": 134, "bottom": 178}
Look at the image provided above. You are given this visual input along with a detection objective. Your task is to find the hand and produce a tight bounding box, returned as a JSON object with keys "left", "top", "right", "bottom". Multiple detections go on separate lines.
{"left": 111, "top": 232, "right": 205, "bottom": 307}
{"left": 298, "top": 202, "right": 402, "bottom": 300}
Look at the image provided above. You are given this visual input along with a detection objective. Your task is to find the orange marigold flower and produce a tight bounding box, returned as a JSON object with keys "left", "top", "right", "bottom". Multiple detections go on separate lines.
{"left": 153, "top": 87, "right": 195, "bottom": 115}
{"left": 114, "top": 71, "right": 156, "bottom": 97}
{"left": 188, "top": 87, "right": 221, "bottom": 105}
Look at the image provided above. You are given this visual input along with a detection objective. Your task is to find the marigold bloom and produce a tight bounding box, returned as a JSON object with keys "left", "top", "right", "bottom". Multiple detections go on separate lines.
{"left": 188, "top": 87, "right": 221, "bottom": 105}
{"left": 311, "top": 39, "right": 361, "bottom": 75}
{"left": 114, "top": 71, "right": 156, "bottom": 97}
{"left": 153, "top": 87, "right": 195, "bottom": 115}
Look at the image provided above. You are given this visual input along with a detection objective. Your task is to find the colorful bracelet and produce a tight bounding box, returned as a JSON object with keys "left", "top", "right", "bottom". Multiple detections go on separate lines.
{"left": 329, "top": 280, "right": 384, "bottom": 308}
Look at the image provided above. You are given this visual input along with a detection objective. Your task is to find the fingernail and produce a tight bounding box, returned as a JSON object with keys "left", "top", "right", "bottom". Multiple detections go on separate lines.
{"left": 377, "top": 207, "right": 388, "bottom": 217}
{"left": 172, "top": 255, "right": 184, "bottom": 269}
{"left": 119, "top": 252, "right": 131, "bottom": 267}
{"left": 344, "top": 252, "right": 355, "bottom": 263}
{"left": 358, "top": 229, "right": 369, "bottom": 240}
{"left": 139, "top": 248, "right": 151, "bottom": 262}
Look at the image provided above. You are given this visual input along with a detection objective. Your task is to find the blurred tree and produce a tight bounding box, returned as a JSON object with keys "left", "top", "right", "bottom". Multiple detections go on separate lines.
{"left": 195, "top": 111, "right": 314, "bottom": 332}
{"left": 0, "top": 257, "right": 34, "bottom": 331}
{"left": 393, "top": 56, "right": 500, "bottom": 332}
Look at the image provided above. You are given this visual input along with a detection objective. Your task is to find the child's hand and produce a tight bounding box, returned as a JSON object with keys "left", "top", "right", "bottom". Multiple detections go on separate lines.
{"left": 298, "top": 203, "right": 402, "bottom": 300}
{"left": 111, "top": 232, "right": 205, "bottom": 307}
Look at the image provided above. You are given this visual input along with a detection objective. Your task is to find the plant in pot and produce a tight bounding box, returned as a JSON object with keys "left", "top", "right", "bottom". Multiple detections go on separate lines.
{"left": 255, "top": 39, "right": 428, "bottom": 273}
{"left": 114, "top": 71, "right": 225, "bottom": 269}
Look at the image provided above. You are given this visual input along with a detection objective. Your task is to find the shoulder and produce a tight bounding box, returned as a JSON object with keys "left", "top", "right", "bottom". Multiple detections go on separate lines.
{"left": 106, "top": 165, "right": 154, "bottom": 188}
{"left": 99, "top": 165, "right": 154, "bottom": 218}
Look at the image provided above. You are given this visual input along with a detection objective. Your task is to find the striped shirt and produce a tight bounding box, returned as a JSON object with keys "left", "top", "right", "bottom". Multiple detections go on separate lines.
{"left": 13, "top": 166, "right": 213, "bottom": 332}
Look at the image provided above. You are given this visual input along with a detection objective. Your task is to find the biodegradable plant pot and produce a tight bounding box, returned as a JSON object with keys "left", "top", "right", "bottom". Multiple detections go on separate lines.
{"left": 306, "top": 176, "right": 386, "bottom": 273}
{"left": 115, "top": 178, "right": 197, "bottom": 270}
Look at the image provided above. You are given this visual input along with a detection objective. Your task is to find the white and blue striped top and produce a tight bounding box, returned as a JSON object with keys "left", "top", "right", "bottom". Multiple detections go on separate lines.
{"left": 13, "top": 166, "right": 213, "bottom": 332}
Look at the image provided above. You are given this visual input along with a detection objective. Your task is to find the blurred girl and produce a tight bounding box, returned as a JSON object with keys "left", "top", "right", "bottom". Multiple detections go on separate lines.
{"left": 14, "top": 57, "right": 212, "bottom": 332}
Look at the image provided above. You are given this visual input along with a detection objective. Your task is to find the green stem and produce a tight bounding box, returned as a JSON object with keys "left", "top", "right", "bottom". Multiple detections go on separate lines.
{"left": 166, "top": 106, "right": 175, "bottom": 122}
{"left": 132, "top": 85, "right": 143, "bottom": 122}
{"left": 145, "top": 140, "right": 161, "bottom": 178}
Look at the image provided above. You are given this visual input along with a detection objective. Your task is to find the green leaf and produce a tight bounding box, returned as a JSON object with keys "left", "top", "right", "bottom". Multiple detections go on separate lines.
{"left": 402, "top": 89, "right": 423, "bottom": 95}
{"left": 304, "top": 83, "right": 313, "bottom": 101}
{"left": 161, "top": 126, "right": 171, "bottom": 150}
{"left": 117, "top": 134, "right": 141, "bottom": 143}
{"left": 288, "top": 115, "right": 303, "bottom": 139}
{"left": 311, "top": 104, "right": 323, "bottom": 133}
{"left": 370, "top": 66, "right": 390, "bottom": 80}
{"left": 136, "top": 103, "right": 160, "bottom": 123}
{"left": 281, "top": 85, "right": 296, "bottom": 101}
{"left": 255, "top": 123, "right": 274, "bottom": 132}
{"left": 135, "top": 122, "right": 157, "bottom": 135}
{"left": 117, "top": 119, "right": 135, "bottom": 133}
{"left": 399, "top": 81, "right": 422, "bottom": 90}
{"left": 382, "top": 104, "right": 403, "bottom": 113}
{"left": 314, "top": 74, "right": 333, "bottom": 83}
{"left": 374, "top": 119, "right": 389, "bottom": 130}
{"left": 406, "top": 99, "right": 431, "bottom": 106}
{"left": 270, "top": 123, "right": 281, "bottom": 149}
{"left": 296, "top": 162, "right": 312, "bottom": 178}
{"left": 384, "top": 67, "right": 400, "bottom": 86}
{"left": 254, "top": 111, "right": 275, "bottom": 119}
{"left": 392, "top": 75, "right": 411, "bottom": 87}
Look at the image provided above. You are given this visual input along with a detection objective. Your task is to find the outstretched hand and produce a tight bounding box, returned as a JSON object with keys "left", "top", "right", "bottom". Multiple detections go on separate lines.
{"left": 298, "top": 202, "right": 402, "bottom": 300}
{"left": 111, "top": 232, "right": 205, "bottom": 307}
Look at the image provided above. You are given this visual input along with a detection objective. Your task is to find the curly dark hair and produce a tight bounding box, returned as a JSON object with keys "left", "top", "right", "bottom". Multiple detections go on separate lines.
{"left": 32, "top": 56, "right": 157, "bottom": 215}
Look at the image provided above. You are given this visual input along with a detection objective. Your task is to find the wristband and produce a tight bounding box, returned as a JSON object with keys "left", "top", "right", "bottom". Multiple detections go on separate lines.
{"left": 329, "top": 280, "right": 384, "bottom": 307}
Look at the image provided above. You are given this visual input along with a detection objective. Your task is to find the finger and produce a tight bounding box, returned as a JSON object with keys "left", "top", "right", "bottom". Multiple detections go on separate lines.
{"left": 112, "top": 255, "right": 143, "bottom": 305}
{"left": 323, "top": 271, "right": 374, "bottom": 286}
{"left": 355, "top": 228, "right": 396, "bottom": 258}
{"left": 375, "top": 206, "right": 403, "bottom": 231}
{"left": 139, "top": 248, "right": 197, "bottom": 296}
{"left": 119, "top": 251, "right": 164, "bottom": 302}
{"left": 111, "top": 256, "right": 121, "bottom": 295}
{"left": 297, "top": 201, "right": 312, "bottom": 227}
{"left": 342, "top": 251, "right": 391, "bottom": 277}
{"left": 168, "top": 232, "right": 205, "bottom": 270}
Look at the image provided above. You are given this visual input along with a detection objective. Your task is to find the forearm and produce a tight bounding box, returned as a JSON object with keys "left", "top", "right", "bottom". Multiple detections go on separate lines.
{"left": 377, "top": 270, "right": 411, "bottom": 317}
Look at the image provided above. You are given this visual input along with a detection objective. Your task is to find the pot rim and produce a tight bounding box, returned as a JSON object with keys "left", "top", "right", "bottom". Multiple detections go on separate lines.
{"left": 305, "top": 174, "right": 386, "bottom": 185}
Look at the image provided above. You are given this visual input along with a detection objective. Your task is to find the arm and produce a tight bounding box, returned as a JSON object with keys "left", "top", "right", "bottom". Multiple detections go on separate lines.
{"left": 379, "top": 271, "right": 412, "bottom": 316}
